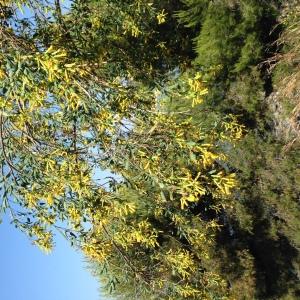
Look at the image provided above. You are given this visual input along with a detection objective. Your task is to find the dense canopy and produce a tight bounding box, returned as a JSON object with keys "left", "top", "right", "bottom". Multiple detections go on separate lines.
{"left": 0, "top": 1, "right": 299, "bottom": 299}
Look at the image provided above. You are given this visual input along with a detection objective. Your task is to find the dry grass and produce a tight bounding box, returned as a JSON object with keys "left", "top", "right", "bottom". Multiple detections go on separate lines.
{"left": 273, "top": 0, "right": 300, "bottom": 138}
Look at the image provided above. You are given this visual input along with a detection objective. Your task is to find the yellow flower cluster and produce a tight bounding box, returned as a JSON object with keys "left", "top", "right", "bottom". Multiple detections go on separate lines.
{"left": 221, "top": 114, "right": 246, "bottom": 141}
{"left": 36, "top": 46, "right": 68, "bottom": 82}
{"left": 157, "top": 9, "right": 167, "bottom": 24}
{"left": 37, "top": 213, "right": 56, "bottom": 226}
{"left": 177, "top": 171, "right": 206, "bottom": 209}
{"left": 199, "top": 147, "right": 221, "bottom": 168}
{"left": 24, "top": 192, "right": 38, "bottom": 208}
{"left": 31, "top": 225, "right": 53, "bottom": 254}
{"left": 112, "top": 202, "right": 136, "bottom": 218}
{"left": 175, "top": 284, "right": 201, "bottom": 298}
{"left": 114, "top": 220, "right": 159, "bottom": 249}
{"left": 188, "top": 72, "right": 208, "bottom": 107}
{"left": 91, "top": 15, "right": 101, "bottom": 29}
{"left": 0, "top": 0, "right": 13, "bottom": 5}
{"left": 82, "top": 242, "right": 112, "bottom": 262}
{"left": 0, "top": 66, "right": 5, "bottom": 80}
{"left": 68, "top": 205, "right": 81, "bottom": 225}
{"left": 95, "top": 109, "right": 113, "bottom": 133}
{"left": 212, "top": 172, "right": 236, "bottom": 196}
{"left": 34, "top": 233, "right": 53, "bottom": 254}
{"left": 122, "top": 19, "right": 141, "bottom": 37}
{"left": 164, "top": 249, "right": 196, "bottom": 279}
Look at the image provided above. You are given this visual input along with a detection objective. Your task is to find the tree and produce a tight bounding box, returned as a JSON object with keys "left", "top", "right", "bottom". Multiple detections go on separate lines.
{"left": 0, "top": 1, "right": 243, "bottom": 299}
{"left": 83, "top": 71, "right": 244, "bottom": 299}
{"left": 0, "top": 0, "right": 193, "bottom": 249}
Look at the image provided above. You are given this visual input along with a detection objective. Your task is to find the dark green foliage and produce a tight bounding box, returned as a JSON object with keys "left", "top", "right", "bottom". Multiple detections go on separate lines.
{"left": 178, "top": 0, "right": 281, "bottom": 115}
{"left": 194, "top": 4, "right": 239, "bottom": 69}
{"left": 234, "top": 33, "right": 262, "bottom": 72}
{"left": 225, "top": 67, "right": 265, "bottom": 121}
{"left": 225, "top": 135, "right": 300, "bottom": 299}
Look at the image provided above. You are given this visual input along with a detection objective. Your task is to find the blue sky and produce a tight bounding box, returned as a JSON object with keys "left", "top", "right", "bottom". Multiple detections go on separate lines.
{"left": 0, "top": 215, "right": 103, "bottom": 300}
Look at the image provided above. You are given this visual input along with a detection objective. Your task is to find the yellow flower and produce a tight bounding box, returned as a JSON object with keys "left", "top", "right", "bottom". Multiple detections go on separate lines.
{"left": 68, "top": 205, "right": 81, "bottom": 224}
{"left": 201, "top": 149, "right": 220, "bottom": 168}
{"left": 24, "top": 192, "right": 38, "bottom": 208}
{"left": 46, "top": 194, "right": 54, "bottom": 206}
{"left": 157, "top": 9, "right": 167, "bottom": 24}
{"left": 34, "top": 232, "right": 53, "bottom": 254}
{"left": 0, "top": 68, "right": 6, "bottom": 80}
{"left": 165, "top": 249, "right": 196, "bottom": 279}
{"left": 212, "top": 172, "right": 236, "bottom": 195}
{"left": 82, "top": 242, "right": 111, "bottom": 262}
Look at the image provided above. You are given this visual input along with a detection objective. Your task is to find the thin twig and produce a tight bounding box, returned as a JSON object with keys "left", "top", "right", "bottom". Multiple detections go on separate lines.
{"left": 0, "top": 114, "right": 21, "bottom": 178}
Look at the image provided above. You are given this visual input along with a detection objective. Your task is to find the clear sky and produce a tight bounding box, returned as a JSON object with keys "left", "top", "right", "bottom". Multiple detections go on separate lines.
{"left": 0, "top": 215, "right": 103, "bottom": 300}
